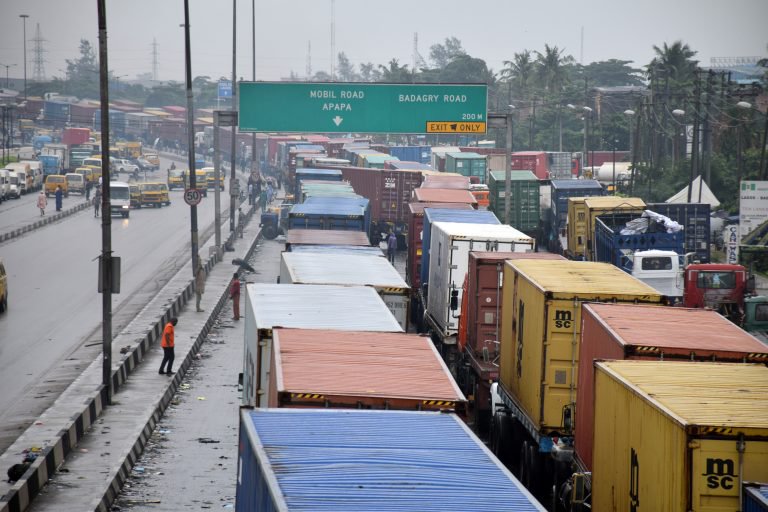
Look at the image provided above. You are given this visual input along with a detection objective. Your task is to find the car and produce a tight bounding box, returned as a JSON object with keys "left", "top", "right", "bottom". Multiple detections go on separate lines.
{"left": 0, "top": 257, "right": 7, "bottom": 313}
{"left": 135, "top": 157, "right": 159, "bottom": 171}
{"left": 114, "top": 158, "right": 139, "bottom": 175}
{"left": 138, "top": 182, "right": 171, "bottom": 207}
{"left": 168, "top": 169, "right": 185, "bottom": 190}
{"left": 44, "top": 174, "right": 68, "bottom": 197}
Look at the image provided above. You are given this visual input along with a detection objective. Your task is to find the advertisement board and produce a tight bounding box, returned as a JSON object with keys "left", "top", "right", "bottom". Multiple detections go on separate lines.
{"left": 739, "top": 180, "right": 768, "bottom": 240}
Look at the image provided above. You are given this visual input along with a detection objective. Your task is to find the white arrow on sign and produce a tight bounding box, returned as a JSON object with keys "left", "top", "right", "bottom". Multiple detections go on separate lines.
{"left": 332, "top": 116, "right": 343, "bottom": 126}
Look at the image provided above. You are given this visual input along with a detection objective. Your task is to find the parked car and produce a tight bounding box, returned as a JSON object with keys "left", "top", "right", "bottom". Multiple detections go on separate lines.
{"left": 113, "top": 158, "right": 139, "bottom": 175}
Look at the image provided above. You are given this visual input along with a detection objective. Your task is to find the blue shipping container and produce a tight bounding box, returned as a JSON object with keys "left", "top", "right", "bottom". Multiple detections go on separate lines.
{"left": 548, "top": 179, "right": 604, "bottom": 249}
{"left": 744, "top": 484, "right": 768, "bottom": 512}
{"left": 44, "top": 101, "right": 71, "bottom": 124}
{"left": 420, "top": 208, "right": 500, "bottom": 287}
{"left": 389, "top": 145, "right": 431, "bottom": 164}
{"left": 236, "top": 408, "right": 546, "bottom": 512}
{"left": 647, "top": 202, "right": 711, "bottom": 261}
{"left": 288, "top": 196, "right": 370, "bottom": 233}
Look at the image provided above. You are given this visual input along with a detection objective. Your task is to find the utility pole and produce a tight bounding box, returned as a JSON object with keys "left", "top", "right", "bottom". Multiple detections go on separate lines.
{"left": 19, "top": 14, "right": 29, "bottom": 101}
{"left": 687, "top": 73, "right": 702, "bottom": 203}
{"left": 251, "top": 0, "right": 258, "bottom": 176}
{"left": 701, "top": 70, "right": 715, "bottom": 193}
{"left": 230, "top": 0, "right": 238, "bottom": 232}
{"left": 183, "top": 0, "right": 199, "bottom": 274}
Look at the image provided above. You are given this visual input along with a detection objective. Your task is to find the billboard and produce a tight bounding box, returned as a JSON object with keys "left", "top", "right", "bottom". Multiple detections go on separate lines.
{"left": 739, "top": 180, "right": 768, "bottom": 240}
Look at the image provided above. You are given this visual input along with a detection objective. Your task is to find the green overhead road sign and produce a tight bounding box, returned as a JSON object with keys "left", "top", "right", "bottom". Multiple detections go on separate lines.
{"left": 238, "top": 82, "right": 488, "bottom": 134}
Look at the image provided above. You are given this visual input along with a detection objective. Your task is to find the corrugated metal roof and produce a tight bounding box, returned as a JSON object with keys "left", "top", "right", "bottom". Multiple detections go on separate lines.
{"left": 273, "top": 329, "right": 465, "bottom": 402}
{"left": 243, "top": 409, "right": 546, "bottom": 511}
{"left": 286, "top": 229, "right": 371, "bottom": 246}
{"left": 583, "top": 196, "right": 646, "bottom": 209}
{"left": 289, "top": 245, "right": 384, "bottom": 257}
{"left": 247, "top": 284, "right": 402, "bottom": 333}
{"left": 432, "top": 221, "right": 533, "bottom": 242}
{"left": 296, "top": 168, "right": 342, "bottom": 176}
{"left": 489, "top": 170, "right": 538, "bottom": 181}
{"left": 550, "top": 179, "right": 603, "bottom": 190}
{"left": 282, "top": 253, "right": 408, "bottom": 289}
{"left": 509, "top": 260, "right": 661, "bottom": 297}
{"left": 598, "top": 361, "right": 768, "bottom": 430}
{"left": 290, "top": 197, "right": 368, "bottom": 216}
{"left": 585, "top": 303, "right": 768, "bottom": 355}
{"left": 413, "top": 188, "right": 477, "bottom": 203}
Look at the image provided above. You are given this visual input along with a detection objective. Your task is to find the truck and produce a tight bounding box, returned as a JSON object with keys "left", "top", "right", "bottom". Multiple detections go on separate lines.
{"left": 683, "top": 263, "right": 751, "bottom": 323}
{"left": 241, "top": 284, "right": 402, "bottom": 408}
{"left": 565, "top": 196, "right": 645, "bottom": 260}
{"left": 647, "top": 202, "right": 711, "bottom": 261}
{"left": 236, "top": 409, "right": 547, "bottom": 512}
{"left": 547, "top": 179, "right": 604, "bottom": 253}
{"left": 279, "top": 252, "right": 410, "bottom": 330}
{"left": 287, "top": 196, "right": 370, "bottom": 233}
{"left": 590, "top": 361, "right": 768, "bottom": 512}
{"left": 487, "top": 170, "right": 540, "bottom": 239}
{"left": 38, "top": 154, "right": 62, "bottom": 176}
{"left": 493, "top": 260, "right": 663, "bottom": 495}
{"left": 565, "top": 304, "right": 768, "bottom": 510}
{"left": 425, "top": 222, "right": 534, "bottom": 371}
{"left": 41, "top": 143, "right": 69, "bottom": 172}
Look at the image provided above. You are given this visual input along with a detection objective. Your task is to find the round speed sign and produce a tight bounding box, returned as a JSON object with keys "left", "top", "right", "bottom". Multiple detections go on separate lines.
{"left": 184, "top": 188, "right": 203, "bottom": 206}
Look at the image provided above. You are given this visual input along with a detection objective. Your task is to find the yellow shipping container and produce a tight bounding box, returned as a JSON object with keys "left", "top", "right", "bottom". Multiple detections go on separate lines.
{"left": 592, "top": 361, "right": 768, "bottom": 512}
{"left": 582, "top": 196, "right": 645, "bottom": 261}
{"left": 566, "top": 197, "right": 590, "bottom": 259}
{"left": 499, "top": 260, "right": 663, "bottom": 436}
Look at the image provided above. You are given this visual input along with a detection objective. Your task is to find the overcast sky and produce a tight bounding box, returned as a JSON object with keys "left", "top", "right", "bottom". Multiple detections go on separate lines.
{"left": 0, "top": 0, "right": 766, "bottom": 85}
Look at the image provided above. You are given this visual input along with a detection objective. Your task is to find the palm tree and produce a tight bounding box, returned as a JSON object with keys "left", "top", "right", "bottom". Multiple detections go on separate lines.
{"left": 648, "top": 41, "right": 698, "bottom": 83}
{"left": 378, "top": 59, "right": 411, "bottom": 82}
{"left": 502, "top": 50, "right": 535, "bottom": 101}
{"left": 534, "top": 44, "right": 573, "bottom": 93}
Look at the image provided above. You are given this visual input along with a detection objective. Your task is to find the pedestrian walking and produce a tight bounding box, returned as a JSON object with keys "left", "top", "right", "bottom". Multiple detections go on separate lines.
{"left": 54, "top": 186, "right": 63, "bottom": 212}
{"left": 93, "top": 186, "right": 101, "bottom": 217}
{"left": 259, "top": 188, "right": 268, "bottom": 212}
{"left": 230, "top": 273, "right": 241, "bottom": 320}
{"left": 266, "top": 181, "right": 274, "bottom": 204}
{"left": 248, "top": 182, "right": 254, "bottom": 205}
{"left": 387, "top": 231, "right": 397, "bottom": 264}
{"left": 36, "top": 191, "right": 47, "bottom": 216}
{"left": 195, "top": 257, "right": 206, "bottom": 312}
{"left": 85, "top": 180, "right": 92, "bottom": 201}
{"left": 158, "top": 317, "right": 178, "bottom": 375}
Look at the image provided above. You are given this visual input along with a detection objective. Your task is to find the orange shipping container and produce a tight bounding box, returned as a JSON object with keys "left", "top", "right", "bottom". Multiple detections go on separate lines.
{"left": 576, "top": 304, "right": 768, "bottom": 474}
{"left": 412, "top": 187, "right": 478, "bottom": 207}
{"left": 268, "top": 329, "right": 466, "bottom": 412}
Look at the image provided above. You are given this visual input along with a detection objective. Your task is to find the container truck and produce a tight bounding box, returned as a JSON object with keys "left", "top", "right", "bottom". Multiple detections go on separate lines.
{"left": 41, "top": 143, "right": 69, "bottom": 172}
{"left": 493, "top": 260, "right": 663, "bottom": 495}
{"left": 279, "top": 252, "right": 410, "bottom": 330}
{"left": 425, "top": 222, "right": 534, "bottom": 371}
{"left": 284, "top": 228, "right": 370, "bottom": 251}
{"left": 236, "top": 409, "right": 547, "bottom": 512}
{"left": 593, "top": 212, "right": 685, "bottom": 269}
{"left": 294, "top": 168, "right": 342, "bottom": 194}
{"left": 683, "top": 263, "right": 751, "bottom": 323}
{"left": 268, "top": 329, "right": 465, "bottom": 411}
{"left": 647, "top": 202, "right": 711, "bottom": 261}
{"left": 487, "top": 170, "right": 540, "bottom": 238}
{"left": 287, "top": 196, "right": 370, "bottom": 233}
{"left": 590, "top": 361, "right": 768, "bottom": 512}
{"left": 548, "top": 179, "right": 604, "bottom": 253}
{"left": 38, "top": 154, "right": 62, "bottom": 176}
{"left": 457, "top": 251, "right": 566, "bottom": 436}
{"left": 565, "top": 304, "right": 768, "bottom": 510}
{"left": 565, "top": 196, "right": 645, "bottom": 260}
{"left": 241, "top": 284, "right": 402, "bottom": 408}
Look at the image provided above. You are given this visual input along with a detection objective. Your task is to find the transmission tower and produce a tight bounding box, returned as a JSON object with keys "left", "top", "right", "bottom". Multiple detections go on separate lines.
{"left": 413, "top": 32, "right": 426, "bottom": 71}
{"left": 151, "top": 38, "right": 159, "bottom": 81}
{"left": 31, "top": 23, "right": 46, "bottom": 82}
{"left": 306, "top": 41, "right": 312, "bottom": 80}
{"left": 330, "top": 0, "right": 335, "bottom": 80}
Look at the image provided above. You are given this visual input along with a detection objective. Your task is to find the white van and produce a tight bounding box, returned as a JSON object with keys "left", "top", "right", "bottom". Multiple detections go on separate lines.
{"left": 6, "top": 172, "right": 21, "bottom": 199}
{"left": 5, "top": 162, "right": 31, "bottom": 194}
{"left": 109, "top": 181, "right": 131, "bottom": 218}
{"left": 22, "top": 161, "right": 43, "bottom": 191}
{"left": 65, "top": 173, "right": 85, "bottom": 195}
{"left": 0, "top": 169, "right": 9, "bottom": 202}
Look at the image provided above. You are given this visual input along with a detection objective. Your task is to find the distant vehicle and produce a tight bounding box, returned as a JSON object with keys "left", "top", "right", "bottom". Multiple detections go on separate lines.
{"left": 167, "top": 169, "right": 185, "bottom": 190}
{"left": 113, "top": 158, "right": 139, "bottom": 175}
{"left": 203, "top": 167, "right": 225, "bottom": 191}
{"left": 6, "top": 172, "right": 21, "bottom": 199}
{"left": 44, "top": 174, "right": 68, "bottom": 197}
{"left": 0, "top": 169, "right": 11, "bottom": 201}
{"left": 109, "top": 181, "right": 131, "bottom": 218}
{"left": 0, "top": 257, "right": 7, "bottom": 313}
{"left": 138, "top": 182, "right": 171, "bottom": 208}
{"left": 65, "top": 173, "right": 85, "bottom": 195}
{"left": 135, "top": 157, "right": 158, "bottom": 171}
{"left": 128, "top": 184, "right": 141, "bottom": 208}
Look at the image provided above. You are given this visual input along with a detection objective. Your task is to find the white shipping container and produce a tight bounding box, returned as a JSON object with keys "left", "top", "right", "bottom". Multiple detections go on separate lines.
{"left": 280, "top": 252, "right": 410, "bottom": 330}
{"left": 427, "top": 221, "right": 534, "bottom": 338}
{"left": 430, "top": 146, "right": 460, "bottom": 169}
{"left": 243, "top": 284, "right": 403, "bottom": 408}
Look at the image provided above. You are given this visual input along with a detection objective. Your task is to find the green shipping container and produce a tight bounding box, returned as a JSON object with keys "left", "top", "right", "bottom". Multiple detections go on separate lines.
{"left": 445, "top": 152, "right": 487, "bottom": 183}
{"left": 488, "top": 170, "right": 540, "bottom": 234}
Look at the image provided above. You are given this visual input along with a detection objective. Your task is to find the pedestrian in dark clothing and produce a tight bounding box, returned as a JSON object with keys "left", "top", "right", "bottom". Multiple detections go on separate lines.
{"left": 93, "top": 186, "right": 101, "bottom": 217}
{"left": 55, "top": 186, "right": 63, "bottom": 212}
{"left": 230, "top": 273, "right": 241, "bottom": 320}
{"left": 85, "top": 180, "right": 92, "bottom": 201}
{"left": 158, "top": 317, "right": 178, "bottom": 375}
{"left": 387, "top": 231, "right": 397, "bottom": 264}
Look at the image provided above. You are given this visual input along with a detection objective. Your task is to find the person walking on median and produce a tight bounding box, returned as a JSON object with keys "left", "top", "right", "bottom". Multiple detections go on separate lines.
{"left": 37, "top": 190, "right": 47, "bottom": 216}
{"left": 194, "top": 258, "right": 206, "bottom": 312}
{"left": 93, "top": 186, "right": 101, "bottom": 217}
{"left": 387, "top": 231, "right": 397, "bottom": 264}
{"left": 158, "top": 317, "right": 178, "bottom": 375}
{"left": 55, "top": 185, "right": 63, "bottom": 212}
{"left": 85, "top": 179, "right": 92, "bottom": 201}
{"left": 229, "top": 273, "right": 241, "bottom": 320}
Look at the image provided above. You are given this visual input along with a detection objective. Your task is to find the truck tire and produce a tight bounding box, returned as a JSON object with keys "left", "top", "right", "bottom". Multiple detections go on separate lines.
{"left": 262, "top": 224, "right": 278, "bottom": 240}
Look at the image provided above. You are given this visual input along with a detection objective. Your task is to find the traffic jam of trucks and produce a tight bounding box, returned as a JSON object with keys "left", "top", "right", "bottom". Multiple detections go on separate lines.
{"left": 227, "top": 131, "right": 768, "bottom": 512}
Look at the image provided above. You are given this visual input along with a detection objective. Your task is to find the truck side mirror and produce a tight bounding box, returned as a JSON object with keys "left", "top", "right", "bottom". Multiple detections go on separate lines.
{"left": 450, "top": 289, "right": 459, "bottom": 311}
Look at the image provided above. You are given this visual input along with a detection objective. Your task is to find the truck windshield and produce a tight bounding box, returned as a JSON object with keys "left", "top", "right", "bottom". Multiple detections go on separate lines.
{"left": 696, "top": 271, "right": 736, "bottom": 290}
{"left": 641, "top": 257, "right": 672, "bottom": 271}
{"left": 111, "top": 188, "right": 129, "bottom": 200}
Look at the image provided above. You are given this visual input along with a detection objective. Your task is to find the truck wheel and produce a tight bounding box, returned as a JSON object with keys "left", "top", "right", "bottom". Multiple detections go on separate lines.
{"left": 262, "top": 224, "right": 278, "bottom": 240}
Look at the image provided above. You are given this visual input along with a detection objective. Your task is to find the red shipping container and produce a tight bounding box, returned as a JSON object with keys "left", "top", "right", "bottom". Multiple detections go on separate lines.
{"left": 326, "top": 138, "right": 354, "bottom": 158}
{"left": 69, "top": 104, "right": 98, "bottom": 126}
{"left": 339, "top": 166, "right": 424, "bottom": 227}
{"left": 510, "top": 151, "right": 549, "bottom": 180}
{"left": 586, "top": 150, "right": 630, "bottom": 167}
{"left": 575, "top": 303, "right": 768, "bottom": 473}
{"left": 62, "top": 127, "right": 91, "bottom": 146}
{"left": 406, "top": 202, "right": 472, "bottom": 290}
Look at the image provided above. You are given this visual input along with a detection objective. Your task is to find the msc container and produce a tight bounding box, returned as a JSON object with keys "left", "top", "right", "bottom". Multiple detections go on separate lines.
{"left": 582, "top": 196, "right": 646, "bottom": 261}
{"left": 388, "top": 145, "right": 431, "bottom": 164}
{"left": 243, "top": 284, "right": 402, "bottom": 407}
{"left": 647, "top": 202, "right": 711, "bottom": 261}
{"left": 498, "top": 261, "right": 663, "bottom": 445}
{"left": 487, "top": 170, "right": 540, "bottom": 234}
{"left": 549, "top": 179, "right": 604, "bottom": 251}
{"left": 279, "top": 252, "right": 410, "bottom": 329}
{"left": 427, "top": 222, "right": 534, "bottom": 338}
{"left": 268, "top": 329, "right": 465, "bottom": 411}
{"left": 421, "top": 174, "right": 470, "bottom": 189}
{"left": 287, "top": 196, "right": 370, "bottom": 233}
{"left": 420, "top": 208, "right": 500, "bottom": 288}
{"left": 576, "top": 304, "right": 768, "bottom": 475}
{"left": 294, "top": 168, "right": 342, "bottom": 193}
{"left": 745, "top": 484, "right": 768, "bottom": 512}
{"left": 592, "top": 361, "right": 768, "bottom": 512}
{"left": 406, "top": 202, "right": 473, "bottom": 290}
{"left": 445, "top": 152, "right": 488, "bottom": 183}
{"left": 594, "top": 213, "right": 685, "bottom": 270}
{"left": 236, "top": 408, "right": 546, "bottom": 512}
{"left": 285, "top": 228, "right": 370, "bottom": 251}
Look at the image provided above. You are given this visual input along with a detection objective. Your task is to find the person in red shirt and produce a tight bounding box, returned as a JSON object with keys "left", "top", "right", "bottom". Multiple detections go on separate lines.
{"left": 230, "top": 273, "right": 241, "bottom": 320}
{"left": 158, "top": 317, "right": 178, "bottom": 375}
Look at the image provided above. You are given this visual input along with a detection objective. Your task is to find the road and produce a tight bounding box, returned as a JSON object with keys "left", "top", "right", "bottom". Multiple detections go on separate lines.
{"left": 0, "top": 156, "right": 245, "bottom": 452}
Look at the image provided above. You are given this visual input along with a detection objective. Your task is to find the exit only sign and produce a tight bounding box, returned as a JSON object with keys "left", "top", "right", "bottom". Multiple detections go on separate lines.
{"left": 238, "top": 82, "right": 487, "bottom": 134}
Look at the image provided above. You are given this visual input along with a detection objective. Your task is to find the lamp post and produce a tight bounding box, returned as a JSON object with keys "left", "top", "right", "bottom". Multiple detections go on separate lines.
{"left": 736, "top": 101, "right": 752, "bottom": 186}
{"left": 19, "top": 15, "right": 29, "bottom": 101}
{"left": 623, "top": 109, "right": 635, "bottom": 156}
{"left": 671, "top": 109, "right": 685, "bottom": 163}
{"left": 0, "top": 63, "right": 16, "bottom": 89}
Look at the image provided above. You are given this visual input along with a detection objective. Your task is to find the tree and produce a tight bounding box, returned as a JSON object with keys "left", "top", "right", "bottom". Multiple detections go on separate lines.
{"left": 429, "top": 37, "right": 466, "bottom": 68}
{"left": 439, "top": 55, "right": 494, "bottom": 84}
{"left": 580, "top": 59, "right": 644, "bottom": 87}
{"left": 648, "top": 41, "right": 698, "bottom": 84}
{"left": 337, "top": 52, "right": 358, "bottom": 81}
{"left": 534, "top": 44, "right": 574, "bottom": 92}
{"left": 502, "top": 50, "right": 536, "bottom": 100}
{"left": 64, "top": 39, "right": 99, "bottom": 99}
{"left": 359, "top": 62, "right": 381, "bottom": 82}
{"left": 378, "top": 59, "right": 411, "bottom": 82}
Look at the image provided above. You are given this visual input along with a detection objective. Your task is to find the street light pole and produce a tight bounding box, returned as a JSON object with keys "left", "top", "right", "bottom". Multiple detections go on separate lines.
{"left": 230, "top": 0, "right": 238, "bottom": 232}
{"left": 19, "top": 14, "right": 29, "bottom": 101}
{"left": 0, "top": 63, "right": 16, "bottom": 89}
{"left": 183, "top": 0, "right": 199, "bottom": 274}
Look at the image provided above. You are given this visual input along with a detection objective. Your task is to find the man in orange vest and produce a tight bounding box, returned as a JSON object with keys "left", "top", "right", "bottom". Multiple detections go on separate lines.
{"left": 159, "top": 317, "right": 178, "bottom": 375}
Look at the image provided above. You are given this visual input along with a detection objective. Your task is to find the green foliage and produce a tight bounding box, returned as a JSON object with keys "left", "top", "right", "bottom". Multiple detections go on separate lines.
{"left": 429, "top": 37, "right": 466, "bottom": 68}
{"left": 579, "top": 59, "right": 645, "bottom": 87}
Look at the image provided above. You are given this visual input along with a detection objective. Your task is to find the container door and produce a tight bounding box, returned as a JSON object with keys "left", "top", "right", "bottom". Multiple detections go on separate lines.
{"left": 690, "top": 438, "right": 768, "bottom": 512}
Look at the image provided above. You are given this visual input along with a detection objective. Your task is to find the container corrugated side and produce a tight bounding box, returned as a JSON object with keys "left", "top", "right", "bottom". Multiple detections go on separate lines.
{"left": 236, "top": 408, "right": 546, "bottom": 512}
{"left": 269, "top": 329, "right": 465, "bottom": 410}
{"left": 285, "top": 229, "right": 370, "bottom": 249}
{"left": 575, "top": 304, "right": 768, "bottom": 473}
{"left": 745, "top": 484, "right": 768, "bottom": 512}
{"left": 487, "top": 170, "right": 540, "bottom": 232}
{"left": 648, "top": 202, "right": 711, "bottom": 261}
{"left": 242, "top": 284, "right": 402, "bottom": 408}
{"left": 421, "top": 175, "right": 470, "bottom": 189}
{"left": 592, "top": 361, "right": 768, "bottom": 512}
{"left": 499, "top": 260, "right": 663, "bottom": 434}
{"left": 583, "top": 196, "right": 646, "bottom": 261}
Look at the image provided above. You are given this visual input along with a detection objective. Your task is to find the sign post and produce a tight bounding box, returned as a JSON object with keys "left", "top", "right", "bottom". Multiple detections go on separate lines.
{"left": 238, "top": 82, "right": 487, "bottom": 134}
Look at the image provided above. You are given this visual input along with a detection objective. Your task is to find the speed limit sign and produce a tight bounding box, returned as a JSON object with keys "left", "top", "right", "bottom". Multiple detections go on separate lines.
{"left": 184, "top": 188, "right": 203, "bottom": 206}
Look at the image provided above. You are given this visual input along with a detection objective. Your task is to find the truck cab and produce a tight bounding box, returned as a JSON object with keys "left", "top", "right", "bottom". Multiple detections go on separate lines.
{"left": 628, "top": 250, "right": 692, "bottom": 300}
{"left": 744, "top": 295, "right": 768, "bottom": 344}
{"left": 683, "top": 263, "right": 749, "bottom": 323}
